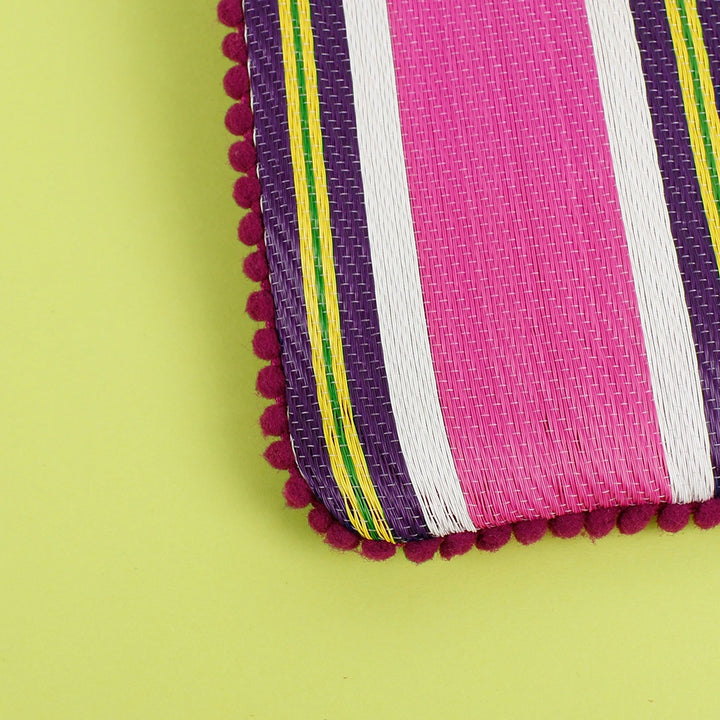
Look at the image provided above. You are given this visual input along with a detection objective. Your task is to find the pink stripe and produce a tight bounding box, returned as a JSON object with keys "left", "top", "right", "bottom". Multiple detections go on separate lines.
{"left": 385, "top": 0, "right": 672, "bottom": 526}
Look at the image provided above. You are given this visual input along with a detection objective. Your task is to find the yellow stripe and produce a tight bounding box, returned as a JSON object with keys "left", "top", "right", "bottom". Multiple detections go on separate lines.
{"left": 278, "top": 0, "right": 393, "bottom": 541}
{"left": 666, "top": 0, "right": 720, "bottom": 259}
{"left": 685, "top": 0, "right": 720, "bottom": 188}
{"left": 294, "top": 0, "right": 392, "bottom": 541}
{"left": 277, "top": 0, "right": 366, "bottom": 536}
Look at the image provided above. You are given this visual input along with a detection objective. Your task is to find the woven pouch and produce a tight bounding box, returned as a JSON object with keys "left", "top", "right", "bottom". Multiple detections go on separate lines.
{"left": 221, "top": 0, "right": 720, "bottom": 560}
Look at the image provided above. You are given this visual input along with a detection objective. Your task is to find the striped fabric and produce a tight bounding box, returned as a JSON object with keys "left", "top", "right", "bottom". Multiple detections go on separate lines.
{"left": 244, "top": 0, "right": 720, "bottom": 542}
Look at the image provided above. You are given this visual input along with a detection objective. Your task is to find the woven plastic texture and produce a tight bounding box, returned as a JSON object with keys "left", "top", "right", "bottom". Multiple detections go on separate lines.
{"left": 221, "top": 0, "right": 720, "bottom": 560}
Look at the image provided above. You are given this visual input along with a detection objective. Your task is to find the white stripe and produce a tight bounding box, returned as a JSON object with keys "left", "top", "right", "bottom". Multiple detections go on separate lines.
{"left": 585, "top": 0, "right": 714, "bottom": 502}
{"left": 343, "top": 0, "right": 475, "bottom": 534}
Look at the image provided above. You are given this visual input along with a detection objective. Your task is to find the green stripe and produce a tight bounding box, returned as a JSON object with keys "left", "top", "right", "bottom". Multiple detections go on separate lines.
{"left": 289, "top": 0, "right": 380, "bottom": 538}
{"left": 677, "top": 0, "right": 720, "bottom": 215}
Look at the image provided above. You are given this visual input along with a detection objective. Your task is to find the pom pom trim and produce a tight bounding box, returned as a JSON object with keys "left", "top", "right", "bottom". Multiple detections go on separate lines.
{"left": 222, "top": 1, "right": 720, "bottom": 562}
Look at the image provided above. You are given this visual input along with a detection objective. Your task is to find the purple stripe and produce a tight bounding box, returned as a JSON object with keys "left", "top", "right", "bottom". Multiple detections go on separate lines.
{"left": 244, "top": 2, "right": 351, "bottom": 526}
{"left": 245, "top": 0, "right": 430, "bottom": 539}
{"left": 697, "top": 1, "right": 720, "bottom": 111}
{"left": 308, "top": 0, "right": 429, "bottom": 540}
{"left": 630, "top": 1, "right": 720, "bottom": 492}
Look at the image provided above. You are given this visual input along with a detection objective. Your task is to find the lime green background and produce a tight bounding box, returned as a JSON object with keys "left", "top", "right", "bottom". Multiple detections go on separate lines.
{"left": 3, "top": 1, "right": 720, "bottom": 717}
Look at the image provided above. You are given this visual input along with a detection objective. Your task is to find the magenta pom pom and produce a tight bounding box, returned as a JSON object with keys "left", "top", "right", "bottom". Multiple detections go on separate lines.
{"left": 361, "top": 539, "right": 397, "bottom": 561}
{"left": 229, "top": 139, "right": 256, "bottom": 173}
{"left": 225, "top": 99, "right": 252, "bottom": 136}
{"left": 256, "top": 365, "right": 285, "bottom": 399}
{"left": 476, "top": 524, "right": 512, "bottom": 551}
{"left": 260, "top": 403, "right": 288, "bottom": 437}
{"left": 617, "top": 503, "right": 659, "bottom": 535}
{"left": 325, "top": 522, "right": 360, "bottom": 551}
{"left": 694, "top": 498, "right": 720, "bottom": 530}
{"left": 238, "top": 212, "right": 264, "bottom": 246}
{"left": 217, "top": 0, "right": 243, "bottom": 27}
{"left": 243, "top": 250, "right": 269, "bottom": 282}
{"left": 246, "top": 290, "right": 275, "bottom": 322}
{"left": 403, "top": 537, "right": 442, "bottom": 563}
{"left": 513, "top": 518, "right": 547, "bottom": 545}
{"left": 657, "top": 503, "right": 692, "bottom": 533}
{"left": 585, "top": 507, "right": 619, "bottom": 538}
{"left": 308, "top": 505, "right": 332, "bottom": 534}
{"left": 549, "top": 512, "right": 585, "bottom": 539}
{"left": 233, "top": 175, "right": 261, "bottom": 208}
{"left": 222, "top": 32, "right": 247, "bottom": 63}
{"left": 439, "top": 531, "right": 476, "bottom": 559}
{"left": 253, "top": 328, "right": 280, "bottom": 360}
{"left": 264, "top": 439, "right": 294, "bottom": 470}
{"left": 224, "top": 64, "right": 250, "bottom": 99}
{"left": 283, "top": 475, "right": 313, "bottom": 509}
